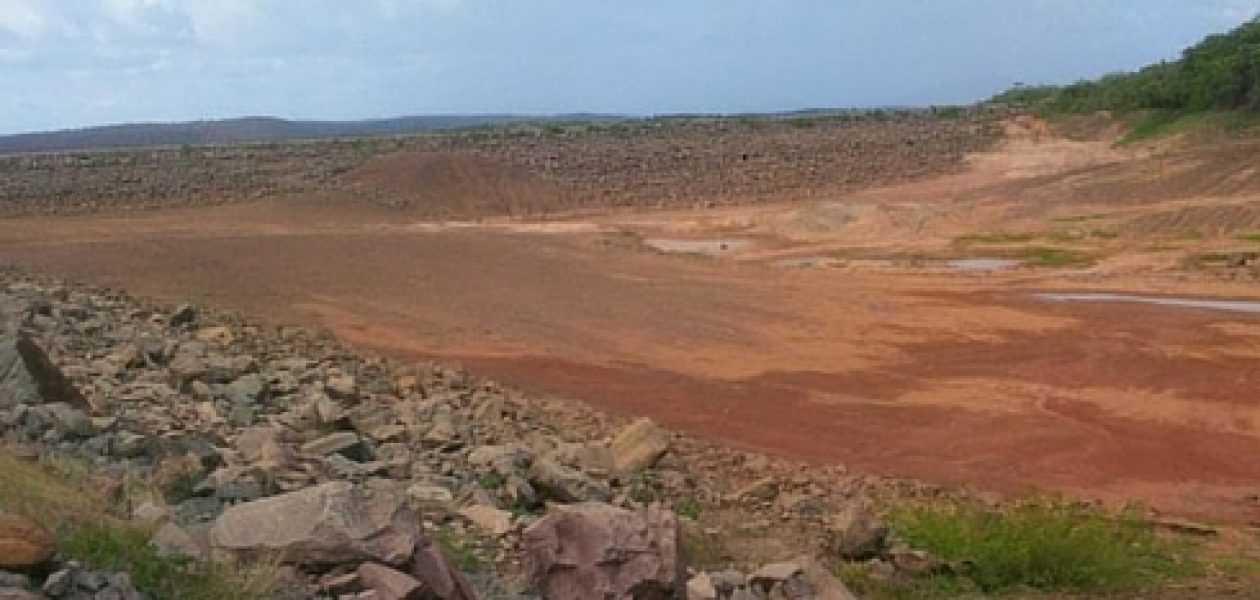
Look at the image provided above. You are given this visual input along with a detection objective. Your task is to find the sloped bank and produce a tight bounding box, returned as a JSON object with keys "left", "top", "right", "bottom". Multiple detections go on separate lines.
{"left": 0, "top": 270, "right": 1226, "bottom": 599}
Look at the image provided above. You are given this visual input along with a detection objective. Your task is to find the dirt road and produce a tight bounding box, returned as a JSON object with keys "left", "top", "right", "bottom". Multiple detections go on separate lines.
{"left": 5, "top": 127, "right": 1260, "bottom": 523}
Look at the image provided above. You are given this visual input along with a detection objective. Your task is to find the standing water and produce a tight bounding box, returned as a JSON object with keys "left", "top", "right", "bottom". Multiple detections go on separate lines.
{"left": 1035, "top": 293, "right": 1260, "bottom": 314}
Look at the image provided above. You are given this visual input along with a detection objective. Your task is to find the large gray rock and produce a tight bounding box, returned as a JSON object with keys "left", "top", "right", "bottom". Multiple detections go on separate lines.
{"left": 209, "top": 479, "right": 420, "bottom": 566}
{"left": 749, "top": 556, "right": 856, "bottom": 600}
{"left": 523, "top": 502, "right": 682, "bottom": 600}
{"left": 528, "top": 458, "right": 611, "bottom": 503}
{"left": 827, "top": 502, "right": 888, "bottom": 560}
{"left": 0, "top": 333, "right": 84, "bottom": 409}
{"left": 410, "top": 539, "right": 478, "bottom": 600}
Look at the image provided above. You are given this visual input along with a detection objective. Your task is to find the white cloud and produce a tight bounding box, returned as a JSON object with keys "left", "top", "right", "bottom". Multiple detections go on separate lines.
{"left": 1220, "top": 0, "right": 1260, "bottom": 23}
{"left": 184, "top": 0, "right": 261, "bottom": 44}
{"left": 101, "top": 0, "right": 174, "bottom": 31}
{"left": 0, "top": 0, "right": 46, "bottom": 39}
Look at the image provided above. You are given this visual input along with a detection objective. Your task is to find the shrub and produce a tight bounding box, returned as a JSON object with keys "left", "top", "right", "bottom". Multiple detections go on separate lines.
{"left": 889, "top": 500, "right": 1199, "bottom": 594}
{"left": 0, "top": 451, "right": 280, "bottom": 600}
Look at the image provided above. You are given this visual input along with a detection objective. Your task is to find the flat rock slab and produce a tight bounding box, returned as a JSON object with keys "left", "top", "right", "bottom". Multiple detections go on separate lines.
{"left": 209, "top": 478, "right": 419, "bottom": 566}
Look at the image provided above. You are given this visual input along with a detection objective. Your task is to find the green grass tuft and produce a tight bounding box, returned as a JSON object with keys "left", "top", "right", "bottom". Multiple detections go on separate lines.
{"left": 954, "top": 232, "right": 1037, "bottom": 245}
{"left": 889, "top": 500, "right": 1200, "bottom": 594}
{"left": 1021, "top": 246, "right": 1093, "bottom": 267}
{"left": 0, "top": 451, "right": 280, "bottom": 600}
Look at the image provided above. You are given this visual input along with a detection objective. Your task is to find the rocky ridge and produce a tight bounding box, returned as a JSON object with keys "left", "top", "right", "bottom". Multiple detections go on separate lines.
{"left": 0, "top": 271, "right": 977, "bottom": 598}
{"left": 0, "top": 114, "right": 998, "bottom": 218}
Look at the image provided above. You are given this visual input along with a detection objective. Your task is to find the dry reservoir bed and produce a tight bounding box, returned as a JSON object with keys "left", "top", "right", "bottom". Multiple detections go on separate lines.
{"left": 3, "top": 195, "right": 1260, "bottom": 526}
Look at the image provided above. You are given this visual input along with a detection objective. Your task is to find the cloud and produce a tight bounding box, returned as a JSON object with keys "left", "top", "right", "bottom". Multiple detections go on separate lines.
{"left": 101, "top": 0, "right": 175, "bottom": 32}
{"left": 1219, "top": 0, "right": 1260, "bottom": 23}
{"left": 183, "top": 0, "right": 261, "bottom": 44}
{"left": 0, "top": 0, "right": 46, "bottom": 39}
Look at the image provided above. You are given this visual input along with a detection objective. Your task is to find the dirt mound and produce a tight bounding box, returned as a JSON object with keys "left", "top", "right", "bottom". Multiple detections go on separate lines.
{"left": 346, "top": 151, "right": 566, "bottom": 217}
{"left": 1124, "top": 202, "right": 1260, "bottom": 236}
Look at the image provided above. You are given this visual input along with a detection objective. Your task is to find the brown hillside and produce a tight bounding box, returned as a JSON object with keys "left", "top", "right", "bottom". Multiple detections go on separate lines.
{"left": 346, "top": 151, "right": 565, "bottom": 218}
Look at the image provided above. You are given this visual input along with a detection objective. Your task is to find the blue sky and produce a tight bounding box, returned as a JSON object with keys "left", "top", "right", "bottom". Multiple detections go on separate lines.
{"left": 0, "top": 0, "right": 1257, "bottom": 134}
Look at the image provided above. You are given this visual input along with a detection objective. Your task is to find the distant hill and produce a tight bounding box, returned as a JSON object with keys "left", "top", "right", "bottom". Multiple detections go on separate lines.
{"left": 0, "top": 114, "right": 624, "bottom": 154}
{"left": 993, "top": 17, "right": 1260, "bottom": 114}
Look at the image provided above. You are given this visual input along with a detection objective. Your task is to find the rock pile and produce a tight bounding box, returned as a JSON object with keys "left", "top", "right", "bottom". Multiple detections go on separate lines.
{"left": 0, "top": 114, "right": 999, "bottom": 218}
{"left": 0, "top": 272, "right": 977, "bottom": 597}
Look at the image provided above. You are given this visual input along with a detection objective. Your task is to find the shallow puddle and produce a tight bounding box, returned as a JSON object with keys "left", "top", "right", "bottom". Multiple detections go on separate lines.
{"left": 643, "top": 237, "right": 757, "bottom": 256}
{"left": 945, "top": 258, "right": 1021, "bottom": 271}
{"left": 1036, "top": 293, "right": 1260, "bottom": 314}
{"left": 773, "top": 255, "right": 844, "bottom": 269}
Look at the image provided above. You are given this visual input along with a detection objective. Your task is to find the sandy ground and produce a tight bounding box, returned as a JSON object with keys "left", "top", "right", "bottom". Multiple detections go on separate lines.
{"left": 5, "top": 122, "right": 1260, "bottom": 524}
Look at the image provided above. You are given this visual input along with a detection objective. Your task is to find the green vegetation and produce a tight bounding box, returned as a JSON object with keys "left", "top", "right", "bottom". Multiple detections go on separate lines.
{"left": 886, "top": 500, "right": 1199, "bottom": 595}
{"left": 954, "top": 232, "right": 1037, "bottom": 245}
{"left": 477, "top": 471, "right": 505, "bottom": 490}
{"left": 0, "top": 451, "right": 279, "bottom": 600}
{"left": 1238, "top": 231, "right": 1260, "bottom": 243}
{"left": 675, "top": 495, "right": 701, "bottom": 521}
{"left": 995, "top": 18, "right": 1260, "bottom": 113}
{"left": 994, "top": 17, "right": 1260, "bottom": 139}
{"left": 432, "top": 528, "right": 487, "bottom": 573}
{"left": 1021, "top": 246, "right": 1093, "bottom": 267}
{"left": 1051, "top": 213, "right": 1109, "bottom": 223}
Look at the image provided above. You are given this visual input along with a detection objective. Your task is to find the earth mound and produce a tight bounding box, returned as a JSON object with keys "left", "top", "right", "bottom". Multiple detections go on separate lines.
{"left": 346, "top": 151, "right": 566, "bottom": 217}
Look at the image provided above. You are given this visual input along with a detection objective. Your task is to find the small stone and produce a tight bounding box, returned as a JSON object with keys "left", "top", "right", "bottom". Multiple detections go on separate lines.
{"left": 828, "top": 502, "right": 888, "bottom": 560}
{"left": 609, "top": 418, "right": 670, "bottom": 474}
{"left": 687, "top": 573, "right": 718, "bottom": 600}
{"left": 357, "top": 563, "right": 421, "bottom": 600}
{"left": 301, "top": 431, "right": 363, "bottom": 457}
{"left": 170, "top": 304, "right": 198, "bottom": 327}
{"left": 457, "top": 505, "right": 513, "bottom": 537}
{"left": 151, "top": 522, "right": 208, "bottom": 560}
{"left": 326, "top": 374, "right": 358, "bottom": 401}
{"left": 406, "top": 484, "right": 455, "bottom": 512}
{"left": 195, "top": 326, "right": 235, "bottom": 345}
{"left": 0, "top": 515, "right": 55, "bottom": 569}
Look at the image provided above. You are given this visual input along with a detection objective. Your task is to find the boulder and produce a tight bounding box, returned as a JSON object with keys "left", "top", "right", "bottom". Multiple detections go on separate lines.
{"left": 466, "top": 444, "right": 532, "bottom": 476}
{"left": 528, "top": 458, "right": 611, "bottom": 503}
{"left": 151, "top": 522, "right": 209, "bottom": 560}
{"left": 0, "top": 515, "right": 55, "bottom": 569}
{"left": 686, "top": 573, "right": 718, "bottom": 600}
{"left": 457, "top": 505, "right": 513, "bottom": 537}
{"left": 523, "top": 502, "right": 682, "bottom": 600}
{"left": 42, "top": 403, "right": 94, "bottom": 438}
{"left": 410, "top": 539, "right": 478, "bottom": 600}
{"left": 749, "top": 556, "right": 856, "bottom": 600}
{"left": 358, "top": 563, "right": 422, "bottom": 600}
{"left": 827, "top": 502, "right": 888, "bottom": 560}
{"left": 209, "top": 479, "right": 420, "bottom": 566}
{"left": 0, "top": 333, "right": 84, "bottom": 409}
{"left": 169, "top": 303, "right": 199, "bottom": 327}
{"left": 609, "top": 418, "right": 670, "bottom": 474}
{"left": 0, "top": 589, "right": 39, "bottom": 600}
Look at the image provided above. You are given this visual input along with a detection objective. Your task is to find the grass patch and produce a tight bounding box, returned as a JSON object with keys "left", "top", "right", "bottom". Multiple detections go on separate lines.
{"left": 1237, "top": 232, "right": 1260, "bottom": 243}
{"left": 0, "top": 450, "right": 280, "bottom": 600}
{"left": 432, "top": 528, "right": 487, "bottom": 573}
{"left": 1021, "top": 246, "right": 1093, "bottom": 268}
{"left": 888, "top": 500, "right": 1199, "bottom": 594}
{"left": 675, "top": 495, "right": 701, "bottom": 521}
{"left": 1119, "top": 111, "right": 1210, "bottom": 145}
{"left": 1051, "top": 213, "right": 1109, "bottom": 223}
{"left": 954, "top": 232, "right": 1037, "bottom": 245}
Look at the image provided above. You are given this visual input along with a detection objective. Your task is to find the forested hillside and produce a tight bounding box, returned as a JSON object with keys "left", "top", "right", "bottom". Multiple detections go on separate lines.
{"left": 995, "top": 17, "right": 1260, "bottom": 114}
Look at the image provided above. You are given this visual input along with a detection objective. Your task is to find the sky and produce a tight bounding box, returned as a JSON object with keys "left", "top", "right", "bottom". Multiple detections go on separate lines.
{"left": 0, "top": 1, "right": 1258, "bottom": 134}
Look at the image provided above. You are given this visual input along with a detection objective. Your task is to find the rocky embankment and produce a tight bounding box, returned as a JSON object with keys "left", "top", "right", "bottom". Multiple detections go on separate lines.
{"left": 0, "top": 272, "right": 973, "bottom": 599}
{"left": 0, "top": 113, "right": 998, "bottom": 218}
